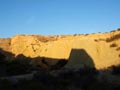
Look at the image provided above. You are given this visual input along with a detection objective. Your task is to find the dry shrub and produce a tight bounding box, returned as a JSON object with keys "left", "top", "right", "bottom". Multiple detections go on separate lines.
{"left": 116, "top": 47, "right": 120, "bottom": 51}
{"left": 110, "top": 43, "right": 117, "bottom": 47}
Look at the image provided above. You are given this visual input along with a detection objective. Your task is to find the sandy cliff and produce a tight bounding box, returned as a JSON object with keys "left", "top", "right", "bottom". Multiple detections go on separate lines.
{"left": 0, "top": 30, "right": 120, "bottom": 69}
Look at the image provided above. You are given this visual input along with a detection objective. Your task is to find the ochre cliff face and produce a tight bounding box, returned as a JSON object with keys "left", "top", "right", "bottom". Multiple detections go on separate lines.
{"left": 0, "top": 38, "right": 11, "bottom": 52}
{"left": 0, "top": 30, "right": 120, "bottom": 69}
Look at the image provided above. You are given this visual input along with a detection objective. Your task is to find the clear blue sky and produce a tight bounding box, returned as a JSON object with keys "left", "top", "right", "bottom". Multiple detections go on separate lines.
{"left": 0, "top": 0, "right": 120, "bottom": 38}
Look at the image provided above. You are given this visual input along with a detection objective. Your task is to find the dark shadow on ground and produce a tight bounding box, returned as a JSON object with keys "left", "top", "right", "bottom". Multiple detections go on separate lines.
{"left": 0, "top": 48, "right": 14, "bottom": 61}
{"left": 1, "top": 48, "right": 120, "bottom": 90}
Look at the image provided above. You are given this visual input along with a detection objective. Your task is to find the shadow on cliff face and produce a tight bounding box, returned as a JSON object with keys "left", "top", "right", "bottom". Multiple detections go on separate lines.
{"left": 29, "top": 48, "right": 95, "bottom": 70}
{"left": 64, "top": 49, "right": 95, "bottom": 69}
{"left": 0, "top": 48, "right": 95, "bottom": 70}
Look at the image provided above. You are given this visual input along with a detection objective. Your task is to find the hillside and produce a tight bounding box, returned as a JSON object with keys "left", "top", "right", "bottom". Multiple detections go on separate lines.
{"left": 0, "top": 29, "right": 120, "bottom": 69}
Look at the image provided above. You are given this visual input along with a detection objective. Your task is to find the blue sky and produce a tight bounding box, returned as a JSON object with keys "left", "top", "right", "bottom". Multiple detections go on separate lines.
{"left": 0, "top": 0, "right": 120, "bottom": 38}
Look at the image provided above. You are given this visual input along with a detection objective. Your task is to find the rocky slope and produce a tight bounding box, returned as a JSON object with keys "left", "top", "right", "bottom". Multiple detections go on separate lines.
{"left": 0, "top": 29, "right": 120, "bottom": 69}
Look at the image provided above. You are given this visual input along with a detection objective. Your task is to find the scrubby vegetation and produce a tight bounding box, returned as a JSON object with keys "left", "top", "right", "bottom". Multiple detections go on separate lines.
{"left": 117, "top": 28, "right": 120, "bottom": 31}
{"left": 85, "top": 34, "right": 89, "bottom": 36}
{"left": 116, "top": 47, "right": 120, "bottom": 51}
{"left": 94, "top": 39, "right": 106, "bottom": 42}
{"left": 106, "top": 33, "right": 120, "bottom": 42}
{"left": 110, "top": 43, "right": 118, "bottom": 47}
{"left": 0, "top": 67, "right": 120, "bottom": 90}
{"left": 111, "top": 65, "right": 120, "bottom": 75}
{"left": 94, "top": 39, "right": 98, "bottom": 42}
{"left": 111, "top": 30, "right": 116, "bottom": 32}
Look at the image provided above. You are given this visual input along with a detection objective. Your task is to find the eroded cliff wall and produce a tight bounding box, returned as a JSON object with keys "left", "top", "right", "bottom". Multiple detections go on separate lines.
{"left": 0, "top": 30, "right": 120, "bottom": 69}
